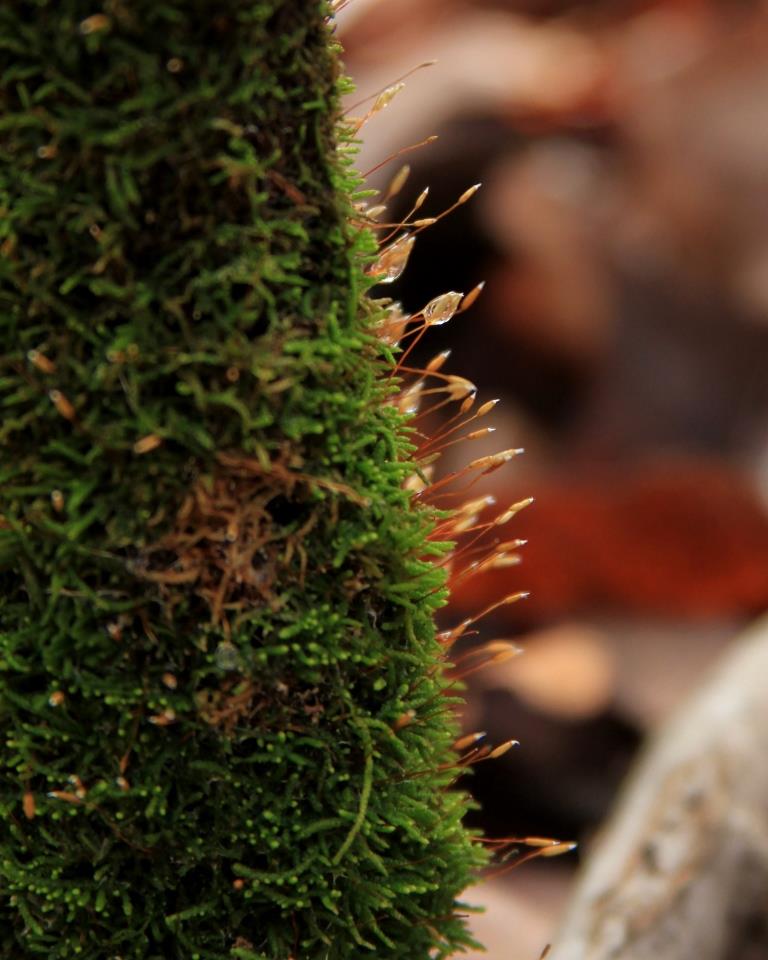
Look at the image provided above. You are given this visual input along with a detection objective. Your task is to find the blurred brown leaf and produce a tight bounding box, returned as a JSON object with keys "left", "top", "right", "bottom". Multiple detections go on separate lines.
{"left": 450, "top": 461, "right": 768, "bottom": 620}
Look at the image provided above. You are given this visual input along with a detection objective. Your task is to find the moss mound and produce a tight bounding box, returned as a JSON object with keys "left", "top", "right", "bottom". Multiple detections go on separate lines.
{"left": 0, "top": 2, "right": 483, "bottom": 957}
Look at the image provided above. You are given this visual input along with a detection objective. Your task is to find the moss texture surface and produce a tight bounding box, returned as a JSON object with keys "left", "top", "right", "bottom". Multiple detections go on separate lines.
{"left": 0, "top": 2, "right": 483, "bottom": 957}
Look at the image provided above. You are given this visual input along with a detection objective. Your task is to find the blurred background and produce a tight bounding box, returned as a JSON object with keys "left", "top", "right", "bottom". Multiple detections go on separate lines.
{"left": 337, "top": 1, "right": 768, "bottom": 956}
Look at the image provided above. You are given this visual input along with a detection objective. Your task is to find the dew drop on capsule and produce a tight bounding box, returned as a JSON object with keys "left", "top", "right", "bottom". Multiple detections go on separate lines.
{"left": 369, "top": 234, "right": 416, "bottom": 284}
{"left": 424, "top": 291, "right": 463, "bottom": 326}
{"left": 371, "top": 81, "right": 406, "bottom": 116}
{"left": 215, "top": 641, "right": 240, "bottom": 672}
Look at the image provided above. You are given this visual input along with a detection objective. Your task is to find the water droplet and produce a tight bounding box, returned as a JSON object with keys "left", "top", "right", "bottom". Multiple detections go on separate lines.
{"left": 371, "top": 82, "right": 405, "bottom": 115}
{"left": 369, "top": 234, "right": 415, "bottom": 283}
{"left": 424, "top": 291, "right": 463, "bottom": 326}
{"left": 397, "top": 380, "right": 423, "bottom": 416}
{"left": 215, "top": 641, "right": 241, "bottom": 672}
{"left": 376, "top": 302, "right": 410, "bottom": 347}
{"left": 365, "top": 204, "right": 386, "bottom": 220}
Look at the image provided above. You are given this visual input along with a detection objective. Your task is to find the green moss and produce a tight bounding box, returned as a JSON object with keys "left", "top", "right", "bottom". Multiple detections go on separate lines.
{"left": 0, "top": 2, "right": 485, "bottom": 957}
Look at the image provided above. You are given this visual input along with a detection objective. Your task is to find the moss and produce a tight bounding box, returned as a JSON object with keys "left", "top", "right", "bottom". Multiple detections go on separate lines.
{"left": 0, "top": 2, "right": 484, "bottom": 957}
